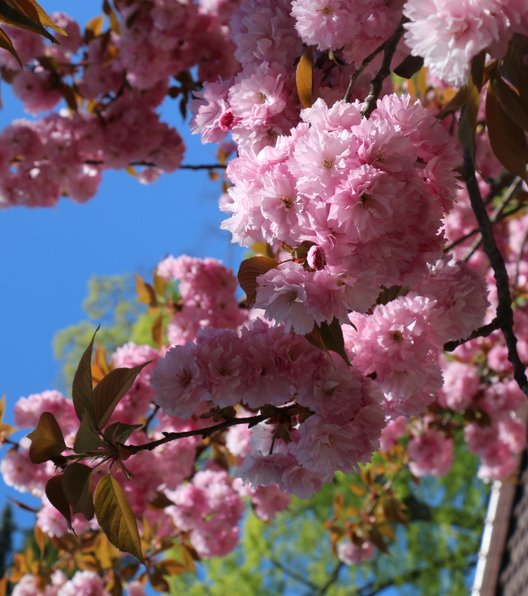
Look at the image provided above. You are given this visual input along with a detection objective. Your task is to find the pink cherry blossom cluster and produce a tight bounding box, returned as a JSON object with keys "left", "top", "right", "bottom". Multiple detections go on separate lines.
{"left": 291, "top": 0, "right": 404, "bottom": 65}
{"left": 157, "top": 254, "right": 248, "bottom": 344}
{"left": 403, "top": 0, "right": 528, "bottom": 86}
{"left": 0, "top": 0, "right": 241, "bottom": 207}
{"left": 166, "top": 468, "right": 244, "bottom": 558}
{"left": 152, "top": 317, "right": 385, "bottom": 498}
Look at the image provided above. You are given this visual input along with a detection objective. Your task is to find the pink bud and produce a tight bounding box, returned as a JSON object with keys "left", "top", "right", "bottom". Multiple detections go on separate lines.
{"left": 307, "top": 245, "right": 326, "bottom": 270}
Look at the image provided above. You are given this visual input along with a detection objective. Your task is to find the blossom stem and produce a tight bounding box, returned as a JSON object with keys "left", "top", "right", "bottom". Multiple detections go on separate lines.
{"left": 360, "top": 18, "right": 405, "bottom": 118}
{"left": 126, "top": 412, "right": 270, "bottom": 454}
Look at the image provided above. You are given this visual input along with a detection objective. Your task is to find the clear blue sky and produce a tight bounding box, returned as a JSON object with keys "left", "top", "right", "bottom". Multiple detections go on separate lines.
{"left": 0, "top": 0, "right": 241, "bottom": 539}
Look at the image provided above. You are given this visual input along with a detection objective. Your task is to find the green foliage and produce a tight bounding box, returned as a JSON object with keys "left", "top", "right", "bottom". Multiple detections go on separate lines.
{"left": 0, "top": 505, "right": 15, "bottom": 578}
{"left": 53, "top": 274, "right": 146, "bottom": 390}
{"left": 169, "top": 439, "right": 487, "bottom": 596}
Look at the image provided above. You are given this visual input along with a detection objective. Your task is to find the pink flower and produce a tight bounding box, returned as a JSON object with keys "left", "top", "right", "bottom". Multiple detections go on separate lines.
{"left": 292, "top": 0, "right": 356, "bottom": 51}
{"left": 408, "top": 428, "right": 454, "bottom": 477}
{"left": 349, "top": 296, "right": 442, "bottom": 416}
{"left": 337, "top": 540, "right": 376, "bottom": 565}
{"left": 411, "top": 258, "right": 489, "bottom": 345}
{"left": 151, "top": 343, "right": 209, "bottom": 419}
{"left": 379, "top": 416, "right": 407, "bottom": 451}
{"left": 403, "top": 0, "right": 511, "bottom": 86}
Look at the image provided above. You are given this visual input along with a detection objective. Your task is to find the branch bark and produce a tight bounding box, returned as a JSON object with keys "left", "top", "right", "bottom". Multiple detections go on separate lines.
{"left": 462, "top": 149, "right": 528, "bottom": 395}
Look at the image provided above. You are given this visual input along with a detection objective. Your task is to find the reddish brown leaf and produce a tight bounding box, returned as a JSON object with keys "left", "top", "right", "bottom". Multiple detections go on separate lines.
{"left": 237, "top": 256, "right": 278, "bottom": 306}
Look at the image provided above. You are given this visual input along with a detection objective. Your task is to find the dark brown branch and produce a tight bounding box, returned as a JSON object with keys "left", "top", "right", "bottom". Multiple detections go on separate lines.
{"left": 462, "top": 149, "right": 528, "bottom": 395}
{"left": 84, "top": 160, "right": 227, "bottom": 170}
{"left": 179, "top": 163, "right": 227, "bottom": 171}
{"left": 515, "top": 226, "right": 528, "bottom": 287}
{"left": 443, "top": 317, "right": 500, "bottom": 352}
{"left": 318, "top": 562, "right": 345, "bottom": 595}
{"left": 126, "top": 413, "right": 270, "bottom": 454}
{"left": 462, "top": 178, "right": 524, "bottom": 261}
{"left": 344, "top": 37, "right": 392, "bottom": 103}
{"left": 444, "top": 177, "right": 521, "bottom": 253}
{"left": 270, "top": 558, "right": 319, "bottom": 591}
{"left": 360, "top": 19, "right": 405, "bottom": 118}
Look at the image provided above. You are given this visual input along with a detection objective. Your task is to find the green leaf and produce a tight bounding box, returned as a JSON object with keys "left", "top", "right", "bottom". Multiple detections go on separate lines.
{"left": 486, "top": 84, "right": 528, "bottom": 180}
{"left": 27, "top": 412, "right": 67, "bottom": 464}
{"left": 45, "top": 475, "right": 72, "bottom": 529}
{"left": 73, "top": 411, "right": 104, "bottom": 454}
{"left": 72, "top": 327, "right": 99, "bottom": 422}
{"left": 103, "top": 422, "right": 142, "bottom": 446}
{"left": 62, "top": 463, "right": 94, "bottom": 520}
{"left": 296, "top": 50, "right": 313, "bottom": 109}
{"left": 237, "top": 256, "right": 278, "bottom": 306}
{"left": 94, "top": 475, "right": 144, "bottom": 562}
{"left": 93, "top": 363, "right": 151, "bottom": 429}
{"left": 393, "top": 54, "right": 423, "bottom": 79}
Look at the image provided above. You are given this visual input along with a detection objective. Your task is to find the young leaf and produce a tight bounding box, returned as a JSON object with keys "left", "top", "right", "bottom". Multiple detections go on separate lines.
{"left": 103, "top": 422, "right": 142, "bottom": 446}
{"left": 45, "top": 475, "right": 72, "bottom": 529}
{"left": 72, "top": 327, "right": 99, "bottom": 422}
{"left": 94, "top": 475, "right": 144, "bottom": 563}
{"left": 93, "top": 363, "right": 151, "bottom": 429}
{"left": 393, "top": 54, "right": 423, "bottom": 79}
{"left": 73, "top": 411, "right": 104, "bottom": 454}
{"left": 237, "top": 256, "right": 278, "bottom": 306}
{"left": 486, "top": 85, "right": 528, "bottom": 180}
{"left": 62, "top": 463, "right": 95, "bottom": 520}
{"left": 9, "top": 0, "right": 66, "bottom": 35}
{"left": 319, "top": 318, "right": 350, "bottom": 365}
{"left": 151, "top": 312, "right": 164, "bottom": 348}
{"left": 296, "top": 49, "right": 313, "bottom": 109}
{"left": 0, "top": 0, "right": 62, "bottom": 44}
{"left": 0, "top": 27, "right": 21, "bottom": 67}
{"left": 27, "top": 412, "right": 67, "bottom": 464}
{"left": 491, "top": 75, "right": 528, "bottom": 131}
{"left": 134, "top": 274, "right": 157, "bottom": 306}
{"left": 458, "top": 78, "right": 480, "bottom": 157}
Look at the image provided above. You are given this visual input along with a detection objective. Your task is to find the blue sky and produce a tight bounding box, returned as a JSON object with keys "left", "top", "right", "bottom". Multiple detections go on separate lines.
{"left": 0, "top": 0, "right": 241, "bottom": 540}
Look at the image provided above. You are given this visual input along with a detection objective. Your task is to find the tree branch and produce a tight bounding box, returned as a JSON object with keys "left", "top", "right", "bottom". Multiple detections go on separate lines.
{"left": 443, "top": 317, "right": 501, "bottom": 352}
{"left": 126, "top": 412, "right": 271, "bottom": 454}
{"left": 344, "top": 38, "right": 391, "bottom": 103}
{"left": 270, "top": 557, "right": 319, "bottom": 591}
{"left": 317, "top": 562, "right": 344, "bottom": 595}
{"left": 84, "top": 160, "right": 227, "bottom": 171}
{"left": 179, "top": 163, "right": 227, "bottom": 171}
{"left": 462, "top": 150, "right": 528, "bottom": 395}
{"left": 360, "top": 19, "right": 405, "bottom": 118}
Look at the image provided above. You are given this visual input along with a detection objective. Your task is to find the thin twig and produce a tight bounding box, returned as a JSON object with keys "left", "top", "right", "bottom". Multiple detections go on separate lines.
{"left": 179, "top": 163, "right": 227, "bottom": 171}
{"left": 443, "top": 317, "right": 500, "bottom": 352}
{"left": 445, "top": 177, "right": 521, "bottom": 253}
{"left": 360, "top": 19, "right": 405, "bottom": 118}
{"left": 462, "top": 177, "right": 523, "bottom": 260}
{"left": 344, "top": 38, "right": 392, "bottom": 103}
{"left": 318, "top": 562, "right": 344, "bottom": 595}
{"left": 514, "top": 226, "right": 528, "bottom": 287}
{"left": 270, "top": 558, "right": 319, "bottom": 591}
{"left": 126, "top": 412, "right": 272, "bottom": 454}
{"left": 462, "top": 149, "right": 528, "bottom": 395}
{"left": 84, "top": 159, "right": 227, "bottom": 170}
